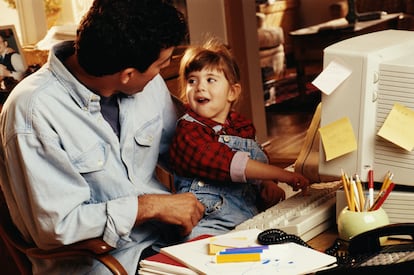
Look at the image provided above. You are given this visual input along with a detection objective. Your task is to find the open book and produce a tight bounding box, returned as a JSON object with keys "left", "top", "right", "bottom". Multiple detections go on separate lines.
{"left": 159, "top": 229, "right": 337, "bottom": 275}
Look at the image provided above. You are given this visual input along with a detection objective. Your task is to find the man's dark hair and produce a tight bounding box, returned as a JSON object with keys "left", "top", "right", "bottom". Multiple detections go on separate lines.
{"left": 75, "top": 0, "right": 188, "bottom": 76}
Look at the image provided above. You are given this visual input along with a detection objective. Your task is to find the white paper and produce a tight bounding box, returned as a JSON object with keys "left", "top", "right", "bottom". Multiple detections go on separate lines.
{"left": 160, "top": 229, "right": 337, "bottom": 275}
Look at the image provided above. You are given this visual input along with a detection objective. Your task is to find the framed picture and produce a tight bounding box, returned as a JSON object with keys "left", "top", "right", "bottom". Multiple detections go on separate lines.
{"left": 0, "top": 24, "right": 28, "bottom": 94}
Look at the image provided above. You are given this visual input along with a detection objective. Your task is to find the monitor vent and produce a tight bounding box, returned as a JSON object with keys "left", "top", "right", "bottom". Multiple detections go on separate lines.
{"left": 375, "top": 67, "right": 414, "bottom": 170}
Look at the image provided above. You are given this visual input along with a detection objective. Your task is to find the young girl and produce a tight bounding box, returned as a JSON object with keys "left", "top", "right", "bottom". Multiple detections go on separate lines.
{"left": 169, "top": 39, "right": 309, "bottom": 239}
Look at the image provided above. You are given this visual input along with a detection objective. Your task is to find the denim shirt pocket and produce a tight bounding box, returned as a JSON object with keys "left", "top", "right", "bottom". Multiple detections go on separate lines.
{"left": 133, "top": 116, "right": 162, "bottom": 147}
{"left": 72, "top": 142, "right": 109, "bottom": 173}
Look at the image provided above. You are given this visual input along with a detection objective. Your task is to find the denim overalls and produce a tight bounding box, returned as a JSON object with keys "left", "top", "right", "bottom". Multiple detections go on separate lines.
{"left": 174, "top": 114, "right": 268, "bottom": 239}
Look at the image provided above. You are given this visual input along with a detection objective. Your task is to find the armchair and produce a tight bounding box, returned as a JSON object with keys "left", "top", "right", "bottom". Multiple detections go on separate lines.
{"left": 256, "top": 12, "right": 286, "bottom": 81}
{"left": 0, "top": 188, "right": 128, "bottom": 274}
{"left": 256, "top": 12, "right": 286, "bottom": 106}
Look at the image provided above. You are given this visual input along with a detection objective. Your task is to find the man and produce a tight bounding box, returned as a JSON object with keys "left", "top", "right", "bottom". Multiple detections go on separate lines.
{"left": 0, "top": 0, "right": 204, "bottom": 274}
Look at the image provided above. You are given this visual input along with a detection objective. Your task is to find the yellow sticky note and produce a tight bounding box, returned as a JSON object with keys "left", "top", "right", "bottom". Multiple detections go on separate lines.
{"left": 319, "top": 117, "right": 357, "bottom": 161}
{"left": 377, "top": 103, "right": 414, "bottom": 151}
{"left": 208, "top": 243, "right": 229, "bottom": 255}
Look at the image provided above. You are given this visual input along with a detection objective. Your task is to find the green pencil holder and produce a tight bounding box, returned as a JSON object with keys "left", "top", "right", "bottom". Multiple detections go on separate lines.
{"left": 337, "top": 207, "right": 389, "bottom": 243}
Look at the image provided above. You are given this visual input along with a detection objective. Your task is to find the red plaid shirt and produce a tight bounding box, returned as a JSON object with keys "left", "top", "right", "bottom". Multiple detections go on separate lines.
{"left": 169, "top": 107, "right": 256, "bottom": 182}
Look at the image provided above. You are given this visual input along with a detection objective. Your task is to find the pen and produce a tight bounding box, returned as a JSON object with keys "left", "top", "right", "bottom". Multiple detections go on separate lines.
{"left": 370, "top": 182, "right": 395, "bottom": 211}
{"left": 368, "top": 170, "right": 374, "bottom": 208}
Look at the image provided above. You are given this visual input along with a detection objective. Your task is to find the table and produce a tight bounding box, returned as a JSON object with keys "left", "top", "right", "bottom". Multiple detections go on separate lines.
{"left": 289, "top": 13, "right": 402, "bottom": 93}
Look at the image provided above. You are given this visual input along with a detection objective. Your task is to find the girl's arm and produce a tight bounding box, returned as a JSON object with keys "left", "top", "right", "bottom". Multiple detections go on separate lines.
{"left": 245, "top": 159, "right": 309, "bottom": 192}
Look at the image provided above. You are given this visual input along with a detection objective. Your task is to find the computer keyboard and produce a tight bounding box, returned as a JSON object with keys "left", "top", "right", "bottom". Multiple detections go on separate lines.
{"left": 234, "top": 181, "right": 342, "bottom": 241}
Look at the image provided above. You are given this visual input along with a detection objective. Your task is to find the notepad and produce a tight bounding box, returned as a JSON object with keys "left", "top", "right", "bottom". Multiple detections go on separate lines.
{"left": 160, "top": 229, "right": 337, "bottom": 275}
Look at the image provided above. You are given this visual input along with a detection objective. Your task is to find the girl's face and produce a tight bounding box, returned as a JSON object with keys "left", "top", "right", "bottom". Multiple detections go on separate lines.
{"left": 185, "top": 68, "right": 240, "bottom": 124}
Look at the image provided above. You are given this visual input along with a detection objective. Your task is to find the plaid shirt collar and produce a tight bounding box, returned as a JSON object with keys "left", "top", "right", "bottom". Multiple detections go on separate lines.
{"left": 185, "top": 105, "right": 253, "bottom": 135}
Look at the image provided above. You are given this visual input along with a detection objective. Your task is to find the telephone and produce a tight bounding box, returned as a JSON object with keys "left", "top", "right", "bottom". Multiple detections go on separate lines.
{"left": 258, "top": 223, "right": 414, "bottom": 274}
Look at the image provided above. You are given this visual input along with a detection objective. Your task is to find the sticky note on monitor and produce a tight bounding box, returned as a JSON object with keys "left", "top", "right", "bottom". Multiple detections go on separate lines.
{"left": 312, "top": 60, "right": 352, "bottom": 95}
{"left": 319, "top": 117, "right": 357, "bottom": 161}
{"left": 378, "top": 103, "right": 414, "bottom": 151}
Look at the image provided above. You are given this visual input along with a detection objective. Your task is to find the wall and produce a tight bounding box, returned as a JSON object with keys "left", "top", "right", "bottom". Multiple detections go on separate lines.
{"left": 0, "top": 1, "right": 21, "bottom": 40}
{"left": 186, "top": 0, "right": 268, "bottom": 142}
{"left": 186, "top": 0, "right": 228, "bottom": 44}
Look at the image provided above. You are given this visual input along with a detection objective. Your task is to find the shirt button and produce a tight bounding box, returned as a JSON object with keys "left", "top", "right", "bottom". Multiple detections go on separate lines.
{"left": 97, "top": 160, "right": 104, "bottom": 167}
{"left": 223, "top": 136, "right": 230, "bottom": 142}
{"left": 198, "top": 181, "right": 205, "bottom": 187}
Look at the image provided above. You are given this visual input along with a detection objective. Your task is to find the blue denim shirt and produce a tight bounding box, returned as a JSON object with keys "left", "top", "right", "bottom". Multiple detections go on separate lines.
{"left": 0, "top": 42, "right": 177, "bottom": 274}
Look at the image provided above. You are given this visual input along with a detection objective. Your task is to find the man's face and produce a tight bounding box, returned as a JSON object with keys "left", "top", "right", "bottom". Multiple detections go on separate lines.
{"left": 119, "top": 47, "right": 174, "bottom": 95}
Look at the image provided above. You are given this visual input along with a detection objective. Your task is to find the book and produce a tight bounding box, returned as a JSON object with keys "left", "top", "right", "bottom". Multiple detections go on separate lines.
{"left": 139, "top": 254, "right": 198, "bottom": 275}
{"left": 160, "top": 229, "right": 337, "bottom": 275}
{"left": 138, "top": 235, "right": 211, "bottom": 275}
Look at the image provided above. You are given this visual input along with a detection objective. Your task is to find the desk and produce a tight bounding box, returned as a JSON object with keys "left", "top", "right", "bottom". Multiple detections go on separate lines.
{"left": 289, "top": 13, "right": 402, "bottom": 93}
{"left": 308, "top": 226, "right": 339, "bottom": 252}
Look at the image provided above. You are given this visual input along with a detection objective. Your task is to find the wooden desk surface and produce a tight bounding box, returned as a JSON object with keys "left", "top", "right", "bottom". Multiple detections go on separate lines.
{"left": 307, "top": 224, "right": 413, "bottom": 253}
{"left": 308, "top": 226, "right": 339, "bottom": 252}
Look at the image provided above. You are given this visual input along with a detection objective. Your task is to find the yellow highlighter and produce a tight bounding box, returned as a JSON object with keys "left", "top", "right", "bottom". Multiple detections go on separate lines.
{"left": 215, "top": 253, "right": 261, "bottom": 263}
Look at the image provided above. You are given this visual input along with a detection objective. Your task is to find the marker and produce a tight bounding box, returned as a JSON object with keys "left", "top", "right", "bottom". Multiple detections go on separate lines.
{"left": 219, "top": 245, "right": 268, "bottom": 254}
{"left": 215, "top": 253, "right": 261, "bottom": 263}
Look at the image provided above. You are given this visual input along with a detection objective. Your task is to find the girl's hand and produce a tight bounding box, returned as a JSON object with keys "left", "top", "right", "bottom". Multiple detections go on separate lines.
{"left": 285, "top": 172, "right": 309, "bottom": 193}
{"left": 257, "top": 180, "right": 286, "bottom": 211}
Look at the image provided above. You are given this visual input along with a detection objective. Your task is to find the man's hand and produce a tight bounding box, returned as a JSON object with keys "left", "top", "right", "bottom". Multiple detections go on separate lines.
{"left": 136, "top": 193, "right": 205, "bottom": 236}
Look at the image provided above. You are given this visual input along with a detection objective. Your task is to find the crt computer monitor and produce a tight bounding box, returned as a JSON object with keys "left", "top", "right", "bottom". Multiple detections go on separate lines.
{"left": 319, "top": 29, "right": 414, "bottom": 187}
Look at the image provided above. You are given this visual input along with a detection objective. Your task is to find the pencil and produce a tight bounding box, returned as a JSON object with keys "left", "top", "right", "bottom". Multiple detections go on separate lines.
{"left": 384, "top": 172, "right": 393, "bottom": 191}
{"left": 355, "top": 174, "right": 365, "bottom": 211}
{"left": 350, "top": 177, "right": 360, "bottom": 212}
{"left": 380, "top": 171, "right": 392, "bottom": 192}
{"left": 341, "top": 169, "right": 352, "bottom": 211}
